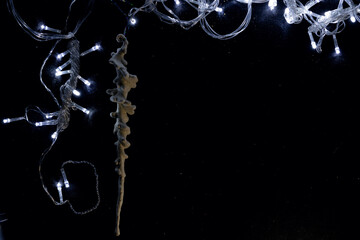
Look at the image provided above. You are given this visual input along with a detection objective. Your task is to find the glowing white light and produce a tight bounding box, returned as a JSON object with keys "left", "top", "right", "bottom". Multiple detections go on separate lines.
{"left": 3, "top": 118, "right": 10, "bottom": 124}
{"left": 73, "top": 89, "right": 81, "bottom": 96}
{"left": 2, "top": 116, "right": 26, "bottom": 124}
{"left": 268, "top": 0, "right": 277, "bottom": 10}
{"left": 215, "top": 7, "right": 223, "bottom": 13}
{"left": 174, "top": 0, "right": 180, "bottom": 5}
{"left": 56, "top": 61, "right": 70, "bottom": 71}
{"left": 350, "top": 15, "right": 356, "bottom": 23}
{"left": 39, "top": 23, "right": 61, "bottom": 33}
{"left": 80, "top": 43, "right": 102, "bottom": 57}
{"left": 73, "top": 103, "right": 91, "bottom": 115}
{"left": 45, "top": 112, "right": 58, "bottom": 119}
{"left": 56, "top": 50, "right": 69, "bottom": 60}
{"left": 55, "top": 69, "right": 72, "bottom": 77}
{"left": 311, "top": 41, "right": 317, "bottom": 49}
{"left": 61, "top": 168, "right": 70, "bottom": 188}
{"left": 34, "top": 120, "right": 57, "bottom": 127}
{"left": 56, "top": 182, "right": 63, "bottom": 203}
{"left": 78, "top": 76, "right": 91, "bottom": 86}
{"left": 93, "top": 44, "right": 101, "bottom": 51}
{"left": 129, "top": 17, "right": 137, "bottom": 25}
{"left": 51, "top": 131, "right": 58, "bottom": 140}
{"left": 335, "top": 46, "right": 341, "bottom": 54}
{"left": 57, "top": 53, "right": 65, "bottom": 60}
{"left": 284, "top": 8, "right": 293, "bottom": 24}
{"left": 64, "top": 180, "right": 70, "bottom": 188}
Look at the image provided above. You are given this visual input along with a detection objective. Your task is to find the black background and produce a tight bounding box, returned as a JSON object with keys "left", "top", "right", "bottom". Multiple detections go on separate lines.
{"left": 1, "top": 0, "right": 360, "bottom": 239}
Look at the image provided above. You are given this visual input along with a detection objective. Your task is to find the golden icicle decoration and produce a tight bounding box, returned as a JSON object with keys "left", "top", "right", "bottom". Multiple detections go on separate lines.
{"left": 107, "top": 34, "right": 138, "bottom": 237}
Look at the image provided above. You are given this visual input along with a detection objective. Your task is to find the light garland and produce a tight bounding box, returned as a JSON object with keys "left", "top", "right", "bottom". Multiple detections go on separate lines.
{"left": 128, "top": 0, "right": 360, "bottom": 53}
{"left": 4, "top": 0, "right": 100, "bottom": 215}
{"left": 3, "top": 0, "right": 360, "bottom": 238}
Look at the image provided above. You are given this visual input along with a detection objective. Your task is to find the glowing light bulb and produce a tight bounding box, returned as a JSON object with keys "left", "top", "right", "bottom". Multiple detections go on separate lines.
{"left": 39, "top": 23, "right": 61, "bottom": 33}
{"left": 56, "top": 182, "right": 63, "bottom": 203}
{"left": 56, "top": 61, "right": 70, "bottom": 71}
{"left": 61, "top": 168, "right": 70, "bottom": 188}
{"left": 129, "top": 17, "right": 137, "bottom": 25}
{"left": 333, "top": 34, "right": 340, "bottom": 55}
{"left": 284, "top": 8, "right": 296, "bottom": 24}
{"left": 78, "top": 76, "right": 91, "bottom": 86}
{"left": 2, "top": 116, "right": 25, "bottom": 124}
{"left": 350, "top": 15, "right": 356, "bottom": 23}
{"left": 34, "top": 120, "right": 57, "bottom": 127}
{"left": 73, "top": 103, "right": 90, "bottom": 115}
{"left": 55, "top": 69, "right": 72, "bottom": 77}
{"left": 45, "top": 112, "right": 59, "bottom": 119}
{"left": 174, "top": 0, "right": 180, "bottom": 5}
{"left": 56, "top": 50, "right": 69, "bottom": 60}
{"left": 311, "top": 41, "right": 317, "bottom": 49}
{"left": 80, "top": 43, "right": 102, "bottom": 57}
{"left": 73, "top": 89, "right": 81, "bottom": 96}
{"left": 268, "top": 0, "right": 277, "bottom": 10}
{"left": 215, "top": 7, "right": 223, "bottom": 13}
{"left": 51, "top": 131, "right": 58, "bottom": 140}
{"left": 335, "top": 46, "right": 341, "bottom": 54}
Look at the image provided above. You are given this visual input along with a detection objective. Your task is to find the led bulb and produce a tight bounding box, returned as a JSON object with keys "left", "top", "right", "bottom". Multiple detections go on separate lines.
{"left": 335, "top": 46, "right": 340, "bottom": 54}
{"left": 56, "top": 50, "right": 69, "bottom": 60}
{"left": 60, "top": 168, "right": 70, "bottom": 188}
{"left": 56, "top": 182, "right": 64, "bottom": 203}
{"left": 129, "top": 17, "right": 137, "bottom": 25}
{"left": 350, "top": 15, "right": 356, "bottom": 23}
{"left": 268, "top": 0, "right": 277, "bottom": 10}
{"left": 56, "top": 61, "right": 70, "bottom": 71}
{"left": 3, "top": 118, "right": 10, "bottom": 124}
{"left": 80, "top": 43, "right": 102, "bottom": 57}
{"left": 73, "top": 89, "right": 81, "bottom": 96}
{"left": 39, "top": 23, "right": 61, "bottom": 33}
{"left": 2, "top": 116, "right": 25, "bottom": 124}
{"left": 51, "top": 131, "right": 58, "bottom": 140}
{"left": 215, "top": 7, "right": 223, "bottom": 13}
{"left": 55, "top": 69, "right": 72, "bottom": 77}
{"left": 73, "top": 103, "right": 90, "bottom": 115}
{"left": 34, "top": 120, "right": 57, "bottom": 127}
{"left": 78, "top": 76, "right": 91, "bottom": 86}
{"left": 311, "top": 41, "right": 317, "bottom": 49}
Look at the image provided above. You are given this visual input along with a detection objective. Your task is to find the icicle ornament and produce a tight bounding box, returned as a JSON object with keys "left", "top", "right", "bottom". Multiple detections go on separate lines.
{"left": 107, "top": 34, "right": 138, "bottom": 237}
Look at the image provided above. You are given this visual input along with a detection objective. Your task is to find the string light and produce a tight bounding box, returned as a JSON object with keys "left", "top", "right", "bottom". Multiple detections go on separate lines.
{"left": 80, "top": 43, "right": 101, "bottom": 57}
{"left": 2, "top": 116, "right": 25, "bottom": 124}
{"left": 39, "top": 23, "right": 62, "bottom": 33}
{"left": 128, "top": 0, "right": 360, "bottom": 52}
{"left": 56, "top": 50, "right": 69, "bottom": 60}
{"left": 56, "top": 182, "right": 64, "bottom": 203}
{"left": 268, "top": 0, "right": 277, "bottom": 10}
{"left": 5, "top": 0, "right": 360, "bottom": 237}
{"left": 129, "top": 17, "right": 137, "bottom": 25}
{"left": 5, "top": 0, "right": 99, "bottom": 217}
{"left": 78, "top": 76, "right": 91, "bottom": 87}
{"left": 61, "top": 168, "right": 70, "bottom": 188}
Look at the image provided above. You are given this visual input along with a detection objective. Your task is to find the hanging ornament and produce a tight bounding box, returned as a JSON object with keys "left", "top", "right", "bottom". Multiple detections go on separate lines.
{"left": 107, "top": 34, "right": 138, "bottom": 236}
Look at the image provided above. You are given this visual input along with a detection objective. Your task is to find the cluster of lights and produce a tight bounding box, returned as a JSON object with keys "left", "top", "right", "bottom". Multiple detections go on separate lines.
{"left": 128, "top": 0, "right": 360, "bottom": 53}
{"left": 54, "top": 160, "right": 100, "bottom": 214}
{"left": 3, "top": 32, "right": 100, "bottom": 140}
{"left": 2, "top": 19, "right": 101, "bottom": 214}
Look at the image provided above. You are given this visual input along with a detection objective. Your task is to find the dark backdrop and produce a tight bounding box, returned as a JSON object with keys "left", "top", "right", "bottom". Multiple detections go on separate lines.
{"left": 1, "top": 0, "right": 360, "bottom": 239}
